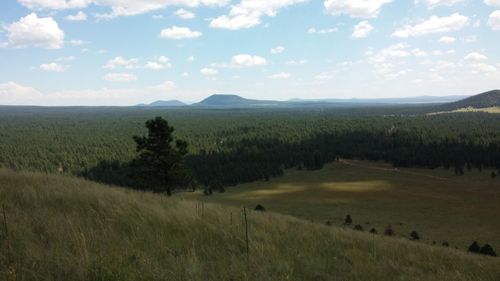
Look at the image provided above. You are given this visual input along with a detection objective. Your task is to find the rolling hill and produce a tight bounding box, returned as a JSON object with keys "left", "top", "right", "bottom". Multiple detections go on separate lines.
{"left": 0, "top": 169, "right": 499, "bottom": 280}
{"left": 138, "top": 100, "right": 186, "bottom": 107}
{"left": 440, "top": 90, "right": 500, "bottom": 110}
{"left": 193, "top": 94, "right": 282, "bottom": 108}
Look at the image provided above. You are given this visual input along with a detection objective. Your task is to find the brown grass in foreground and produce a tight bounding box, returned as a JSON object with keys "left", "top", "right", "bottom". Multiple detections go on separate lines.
{"left": 0, "top": 169, "right": 499, "bottom": 281}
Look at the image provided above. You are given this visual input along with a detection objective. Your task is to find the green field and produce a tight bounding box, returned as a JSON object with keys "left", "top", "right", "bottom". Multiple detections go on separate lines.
{"left": 1, "top": 169, "right": 499, "bottom": 281}
{"left": 188, "top": 160, "right": 500, "bottom": 251}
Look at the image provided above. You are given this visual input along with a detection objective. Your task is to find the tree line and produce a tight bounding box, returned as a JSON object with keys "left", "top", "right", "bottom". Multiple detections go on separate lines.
{"left": 83, "top": 116, "right": 500, "bottom": 194}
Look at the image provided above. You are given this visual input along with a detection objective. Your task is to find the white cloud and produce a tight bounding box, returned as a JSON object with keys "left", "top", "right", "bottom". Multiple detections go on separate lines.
{"left": 470, "top": 63, "right": 498, "bottom": 74}
{"left": 488, "top": 10, "right": 500, "bottom": 30}
{"left": 314, "top": 71, "right": 333, "bottom": 80}
{"left": 200, "top": 68, "right": 218, "bottom": 76}
{"left": 352, "top": 21, "right": 374, "bottom": 39}
{"left": 324, "top": 0, "right": 392, "bottom": 18}
{"left": 40, "top": 62, "right": 66, "bottom": 72}
{"left": 439, "top": 36, "right": 456, "bottom": 43}
{"left": 144, "top": 62, "right": 166, "bottom": 70}
{"left": 415, "top": 0, "right": 464, "bottom": 8}
{"left": 144, "top": 56, "right": 171, "bottom": 70}
{"left": 186, "top": 56, "right": 195, "bottom": 62}
{"left": 485, "top": 0, "right": 500, "bottom": 7}
{"left": 230, "top": 54, "right": 267, "bottom": 67}
{"left": 104, "top": 73, "right": 137, "bottom": 82}
{"left": 392, "top": 13, "right": 468, "bottom": 38}
{"left": 464, "top": 52, "right": 488, "bottom": 61}
{"left": 68, "top": 39, "right": 85, "bottom": 46}
{"left": 103, "top": 56, "right": 139, "bottom": 69}
{"left": 270, "top": 46, "right": 285, "bottom": 54}
{"left": 18, "top": 0, "right": 230, "bottom": 18}
{"left": 65, "top": 11, "right": 87, "bottom": 21}
{"left": 152, "top": 14, "right": 164, "bottom": 19}
{"left": 307, "top": 27, "right": 338, "bottom": 34}
{"left": 286, "top": 59, "right": 307, "bottom": 65}
{"left": 0, "top": 81, "right": 179, "bottom": 106}
{"left": 146, "top": 80, "right": 176, "bottom": 91}
{"left": 159, "top": 26, "right": 202, "bottom": 39}
{"left": 210, "top": 0, "right": 306, "bottom": 30}
{"left": 268, "top": 72, "right": 291, "bottom": 79}
{"left": 2, "top": 13, "right": 64, "bottom": 49}
{"left": 368, "top": 43, "right": 410, "bottom": 63}
{"left": 0, "top": 81, "right": 43, "bottom": 105}
{"left": 175, "top": 8, "right": 195, "bottom": 19}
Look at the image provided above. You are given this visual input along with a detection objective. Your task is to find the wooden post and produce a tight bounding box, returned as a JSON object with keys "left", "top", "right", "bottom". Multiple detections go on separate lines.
{"left": 201, "top": 201, "right": 204, "bottom": 219}
{"left": 243, "top": 207, "right": 249, "bottom": 266}
{"left": 2, "top": 204, "right": 12, "bottom": 262}
{"left": 372, "top": 232, "right": 376, "bottom": 261}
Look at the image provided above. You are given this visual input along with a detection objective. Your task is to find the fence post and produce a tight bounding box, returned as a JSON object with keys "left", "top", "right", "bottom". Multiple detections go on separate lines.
{"left": 2, "top": 204, "right": 12, "bottom": 263}
{"left": 243, "top": 207, "right": 249, "bottom": 267}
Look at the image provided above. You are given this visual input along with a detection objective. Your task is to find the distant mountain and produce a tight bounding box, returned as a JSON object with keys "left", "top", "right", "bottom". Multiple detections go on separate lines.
{"left": 440, "top": 90, "right": 500, "bottom": 110}
{"left": 138, "top": 100, "right": 186, "bottom": 107}
{"left": 194, "top": 94, "right": 282, "bottom": 108}
{"left": 289, "top": 95, "right": 468, "bottom": 104}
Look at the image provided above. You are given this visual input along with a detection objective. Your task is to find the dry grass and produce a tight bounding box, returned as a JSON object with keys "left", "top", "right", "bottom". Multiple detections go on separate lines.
{"left": 429, "top": 106, "right": 500, "bottom": 115}
{"left": 191, "top": 160, "right": 500, "bottom": 251}
{"left": 0, "top": 169, "right": 499, "bottom": 281}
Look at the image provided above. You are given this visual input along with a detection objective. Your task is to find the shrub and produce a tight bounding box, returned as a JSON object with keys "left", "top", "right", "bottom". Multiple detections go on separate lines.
{"left": 409, "top": 231, "right": 420, "bottom": 241}
{"left": 442, "top": 241, "right": 449, "bottom": 247}
{"left": 354, "top": 224, "right": 363, "bottom": 231}
{"left": 468, "top": 241, "right": 481, "bottom": 253}
{"left": 491, "top": 172, "right": 497, "bottom": 179}
{"left": 369, "top": 228, "right": 377, "bottom": 234}
{"left": 344, "top": 215, "right": 352, "bottom": 226}
{"left": 254, "top": 204, "right": 266, "bottom": 212}
{"left": 479, "top": 244, "right": 497, "bottom": 257}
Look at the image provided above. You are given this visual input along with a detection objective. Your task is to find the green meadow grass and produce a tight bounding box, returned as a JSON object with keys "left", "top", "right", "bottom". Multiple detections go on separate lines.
{"left": 0, "top": 169, "right": 499, "bottom": 280}
{"left": 189, "top": 160, "right": 500, "bottom": 252}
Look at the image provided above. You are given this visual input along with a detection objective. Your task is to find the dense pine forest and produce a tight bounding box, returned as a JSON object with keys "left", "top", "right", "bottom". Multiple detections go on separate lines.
{"left": 1, "top": 105, "right": 499, "bottom": 190}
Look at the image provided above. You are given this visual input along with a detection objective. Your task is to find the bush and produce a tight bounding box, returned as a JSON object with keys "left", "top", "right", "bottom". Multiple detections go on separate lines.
{"left": 384, "top": 225, "right": 394, "bottom": 236}
{"left": 344, "top": 215, "right": 352, "bottom": 226}
{"left": 479, "top": 244, "right": 497, "bottom": 257}
{"left": 369, "top": 228, "right": 377, "bottom": 234}
{"left": 442, "top": 241, "right": 449, "bottom": 247}
{"left": 354, "top": 224, "right": 363, "bottom": 231}
{"left": 468, "top": 241, "right": 481, "bottom": 253}
{"left": 491, "top": 172, "right": 497, "bottom": 179}
{"left": 409, "top": 231, "right": 420, "bottom": 241}
{"left": 254, "top": 204, "right": 266, "bottom": 212}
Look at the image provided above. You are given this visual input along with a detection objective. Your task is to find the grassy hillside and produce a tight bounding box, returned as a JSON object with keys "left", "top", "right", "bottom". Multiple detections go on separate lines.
{"left": 191, "top": 160, "right": 500, "bottom": 251}
{"left": 0, "top": 170, "right": 499, "bottom": 280}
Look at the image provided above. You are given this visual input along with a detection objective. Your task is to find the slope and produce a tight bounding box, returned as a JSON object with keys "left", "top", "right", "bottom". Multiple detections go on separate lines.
{"left": 0, "top": 170, "right": 499, "bottom": 281}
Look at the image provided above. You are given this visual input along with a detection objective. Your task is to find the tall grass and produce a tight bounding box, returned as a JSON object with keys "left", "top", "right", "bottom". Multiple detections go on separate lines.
{"left": 0, "top": 169, "right": 499, "bottom": 281}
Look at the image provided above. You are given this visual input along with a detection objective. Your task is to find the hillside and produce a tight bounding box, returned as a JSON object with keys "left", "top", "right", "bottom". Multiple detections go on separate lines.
{"left": 194, "top": 94, "right": 282, "bottom": 107}
{"left": 1, "top": 170, "right": 499, "bottom": 281}
{"left": 441, "top": 90, "right": 500, "bottom": 110}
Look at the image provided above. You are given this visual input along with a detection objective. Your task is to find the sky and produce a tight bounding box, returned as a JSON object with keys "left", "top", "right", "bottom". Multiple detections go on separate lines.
{"left": 0, "top": 0, "right": 499, "bottom": 106}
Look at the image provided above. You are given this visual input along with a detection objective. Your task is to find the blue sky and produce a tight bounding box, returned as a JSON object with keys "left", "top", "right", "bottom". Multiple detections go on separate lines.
{"left": 0, "top": 0, "right": 499, "bottom": 105}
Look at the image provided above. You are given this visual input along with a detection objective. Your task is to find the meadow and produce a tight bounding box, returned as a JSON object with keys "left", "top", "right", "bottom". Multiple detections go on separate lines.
{"left": 1, "top": 169, "right": 499, "bottom": 281}
{"left": 188, "top": 160, "right": 500, "bottom": 251}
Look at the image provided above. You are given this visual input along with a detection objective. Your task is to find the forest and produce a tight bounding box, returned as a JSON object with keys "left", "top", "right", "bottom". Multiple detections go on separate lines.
{"left": 0, "top": 105, "right": 499, "bottom": 191}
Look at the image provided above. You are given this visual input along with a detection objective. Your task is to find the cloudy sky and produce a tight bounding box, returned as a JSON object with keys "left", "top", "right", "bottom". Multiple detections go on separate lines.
{"left": 0, "top": 0, "right": 499, "bottom": 105}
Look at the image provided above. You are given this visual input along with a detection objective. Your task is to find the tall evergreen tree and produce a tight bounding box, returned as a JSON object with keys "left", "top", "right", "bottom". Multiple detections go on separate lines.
{"left": 131, "top": 117, "right": 190, "bottom": 195}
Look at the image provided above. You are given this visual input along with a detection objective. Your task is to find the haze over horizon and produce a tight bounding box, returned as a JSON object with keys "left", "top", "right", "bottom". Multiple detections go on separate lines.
{"left": 1, "top": 0, "right": 500, "bottom": 106}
